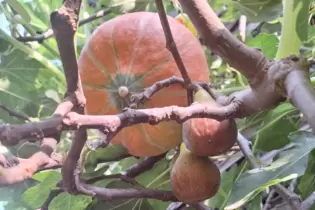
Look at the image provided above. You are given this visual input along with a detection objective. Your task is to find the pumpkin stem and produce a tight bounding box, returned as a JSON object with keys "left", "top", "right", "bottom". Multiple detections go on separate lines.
{"left": 118, "top": 86, "right": 129, "bottom": 98}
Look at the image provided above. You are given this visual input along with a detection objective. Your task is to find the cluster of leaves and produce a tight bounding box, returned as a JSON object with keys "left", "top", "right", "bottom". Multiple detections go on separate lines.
{"left": 1, "top": 0, "right": 315, "bottom": 210}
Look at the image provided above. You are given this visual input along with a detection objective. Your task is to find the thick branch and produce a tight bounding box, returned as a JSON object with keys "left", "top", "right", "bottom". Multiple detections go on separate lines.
{"left": 0, "top": 137, "right": 63, "bottom": 185}
{"left": 285, "top": 67, "right": 315, "bottom": 131}
{"left": 49, "top": 0, "right": 86, "bottom": 194}
{"left": 178, "top": 0, "right": 269, "bottom": 82}
{"left": 0, "top": 101, "right": 242, "bottom": 146}
{"left": 50, "top": 4, "right": 82, "bottom": 96}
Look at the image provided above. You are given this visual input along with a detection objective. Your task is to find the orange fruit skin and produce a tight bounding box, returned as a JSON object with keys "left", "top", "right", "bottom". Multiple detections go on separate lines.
{"left": 78, "top": 12, "right": 210, "bottom": 157}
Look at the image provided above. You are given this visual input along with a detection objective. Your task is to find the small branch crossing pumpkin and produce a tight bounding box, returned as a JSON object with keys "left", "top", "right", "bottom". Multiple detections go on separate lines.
{"left": 78, "top": 12, "right": 210, "bottom": 157}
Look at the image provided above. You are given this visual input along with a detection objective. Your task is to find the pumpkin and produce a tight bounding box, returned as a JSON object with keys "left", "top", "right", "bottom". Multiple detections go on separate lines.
{"left": 78, "top": 12, "right": 210, "bottom": 157}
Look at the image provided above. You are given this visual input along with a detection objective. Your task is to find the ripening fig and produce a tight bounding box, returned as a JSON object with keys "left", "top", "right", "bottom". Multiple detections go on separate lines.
{"left": 170, "top": 143, "right": 221, "bottom": 204}
{"left": 182, "top": 88, "right": 237, "bottom": 156}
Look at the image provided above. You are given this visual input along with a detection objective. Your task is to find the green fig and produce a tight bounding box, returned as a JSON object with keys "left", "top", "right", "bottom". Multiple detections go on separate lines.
{"left": 170, "top": 143, "right": 221, "bottom": 204}
{"left": 182, "top": 88, "right": 237, "bottom": 156}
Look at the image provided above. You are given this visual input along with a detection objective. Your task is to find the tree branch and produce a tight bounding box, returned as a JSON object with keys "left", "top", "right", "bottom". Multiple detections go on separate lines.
{"left": 50, "top": 0, "right": 86, "bottom": 194}
{"left": 0, "top": 137, "right": 63, "bottom": 185}
{"left": 178, "top": 0, "right": 269, "bottom": 81}
{"left": 0, "top": 99, "right": 242, "bottom": 147}
{"left": 155, "top": 0, "right": 193, "bottom": 104}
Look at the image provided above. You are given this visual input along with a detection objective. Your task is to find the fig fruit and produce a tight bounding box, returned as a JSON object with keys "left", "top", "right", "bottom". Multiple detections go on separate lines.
{"left": 182, "top": 88, "right": 237, "bottom": 156}
{"left": 170, "top": 143, "right": 220, "bottom": 204}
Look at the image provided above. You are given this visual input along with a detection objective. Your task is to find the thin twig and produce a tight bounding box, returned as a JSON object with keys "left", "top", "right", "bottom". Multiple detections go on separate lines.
{"left": 86, "top": 154, "right": 165, "bottom": 186}
{"left": 0, "top": 104, "right": 30, "bottom": 121}
{"left": 263, "top": 189, "right": 276, "bottom": 210}
{"left": 123, "top": 154, "right": 166, "bottom": 178}
{"left": 236, "top": 132, "right": 258, "bottom": 168}
{"left": 16, "top": 8, "right": 111, "bottom": 43}
{"left": 155, "top": 0, "right": 193, "bottom": 104}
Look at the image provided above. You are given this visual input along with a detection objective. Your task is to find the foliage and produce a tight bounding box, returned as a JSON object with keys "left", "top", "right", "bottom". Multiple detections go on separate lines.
{"left": 0, "top": 0, "right": 315, "bottom": 210}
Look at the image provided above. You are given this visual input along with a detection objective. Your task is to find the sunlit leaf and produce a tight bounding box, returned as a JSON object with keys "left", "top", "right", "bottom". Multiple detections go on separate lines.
{"left": 246, "top": 33, "right": 279, "bottom": 59}
{"left": 206, "top": 165, "right": 241, "bottom": 209}
{"left": 23, "top": 184, "right": 50, "bottom": 209}
{"left": 32, "top": 170, "right": 62, "bottom": 186}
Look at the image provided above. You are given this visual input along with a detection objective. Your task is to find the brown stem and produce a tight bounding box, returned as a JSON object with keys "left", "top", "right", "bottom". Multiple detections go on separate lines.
{"left": 130, "top": 76, "right": 185, "bottom": 108}
{"left": 81, "top": 182, "right": 177, "bottom": 201}
{"left": 124, "top": 153, "right": 166, "bottom": 178}
{"left": 155, "top": 0, "right": 193, "bottom": 104}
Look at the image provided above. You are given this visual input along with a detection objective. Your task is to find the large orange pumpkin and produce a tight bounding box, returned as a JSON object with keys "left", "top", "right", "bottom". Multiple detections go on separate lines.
{"left": 78, "top": 12, "right": 210, "bottom": 157}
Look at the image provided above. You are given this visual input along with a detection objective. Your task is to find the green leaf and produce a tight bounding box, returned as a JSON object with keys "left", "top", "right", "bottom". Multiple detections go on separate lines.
{"left": 206, "top": 165, "right": 241, "bottom": 209}
{"left": 245, "top": 194, "right": 262, "bottom": 210}
{"left": 135, "top": 158, "right": 170, "bottom": 188}
{"left": 48, "top": 192, "right": 92, "bottom": 210}
{"left": 0, "top": 32, "right": 63, "bottom": 123}
{"left": 298, "top": 149, "right": 315, "bottom": 199}
{"left": 23, "top": 184, "right": 50, "bottom": 209}
{"left": 246, "top": 33, "right": 279, "bottom": 59}
{"left": 254, "top": 103, "right": 297, "bottom": 151}
{"left": 208, "top": 1, "right": 241, "bottom": 22}
{"left": 136, "top": 159, "right": 172, "bottom": 210}
{"left": 81, "top": 164, "right": 110, "bottom": 180}
{"left": 85, "top": 143, "right": 129, "bottom": 170}
{"left": 110, "top": 157, "right": 140, "bottom": 174}
{"left": 92, "top": 181, "right": 154, "bottom": 210}
{"left": 234, "top": 0, "right": 282, "bottom": 22}
{"left": 32, "top": 170, "right": 62, "bottom": 187}
{"left": 225, "top": 131, "right": 315, "bottom": 209}
{"left": 22, "top": 171, "right": 62, "bottom": 208}
{"left": 276, "top": 0, "right": 310, "bottom": 59}
{"left": 100, "top": 0, "right": 153, "bottom": 13}
{"left": 5, "top": 0, "right": 31, "bottom": 22}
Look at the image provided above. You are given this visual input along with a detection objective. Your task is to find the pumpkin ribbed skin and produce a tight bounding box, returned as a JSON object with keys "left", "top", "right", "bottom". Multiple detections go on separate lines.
{"left": 78, "top": 12, "right": 210, "bottom": 157}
